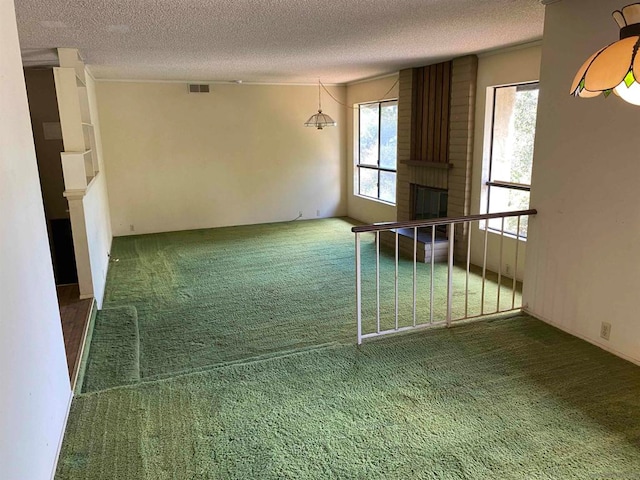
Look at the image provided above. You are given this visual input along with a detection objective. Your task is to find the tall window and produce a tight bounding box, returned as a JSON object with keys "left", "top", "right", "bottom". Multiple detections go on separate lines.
{"left": 357, "top": 100, "right": 398, "bottom": 204}
{"left": 485, "top": 82, "right": 539, "bottom": 237}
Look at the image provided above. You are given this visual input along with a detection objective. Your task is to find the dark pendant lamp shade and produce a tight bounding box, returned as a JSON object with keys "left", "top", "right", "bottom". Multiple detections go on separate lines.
{"left": 571, "top": 3, "right": 640, "bottom": 105}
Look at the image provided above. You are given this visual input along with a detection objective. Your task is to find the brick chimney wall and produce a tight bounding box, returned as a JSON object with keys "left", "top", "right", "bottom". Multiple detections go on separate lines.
{"left": 395, "top": 55, "right": 478, "bottom": 260}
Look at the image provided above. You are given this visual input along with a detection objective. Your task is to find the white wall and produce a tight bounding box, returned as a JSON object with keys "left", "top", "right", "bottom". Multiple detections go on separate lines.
{"left": 0, "top": 1, "right": 72, "bottom": 478}
{"left": 96, "top": 81, "right": 347, "bottom": 236}
{"left": 470, "top": 45, "right": 542, "bottom": 280}
{"left": 84, "top": 73, "right": 113, "bottom": 307}
{"left": 524, "top": 0, "right": 640, "bottom": 364}
{"left": 346, "top": 75, "right": 399, "bottom": 224}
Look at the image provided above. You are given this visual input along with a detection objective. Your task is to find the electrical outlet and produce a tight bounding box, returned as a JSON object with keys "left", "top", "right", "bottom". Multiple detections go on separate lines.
{"left": 600, "top": 322, "right": 611, "bottom": 340}
{"left": 505, "top": 263, "right": 511, "bottom": 276}
{"left": 316, "top": 209, "right": 320, "bottom": 217}
{"left": 130, "top": 224, "right": 135, "bottom": 232}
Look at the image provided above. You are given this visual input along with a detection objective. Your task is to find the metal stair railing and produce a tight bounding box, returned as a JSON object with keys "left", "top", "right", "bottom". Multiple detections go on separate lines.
{"left": 352, "top": 209, "right": 537, "bottom": 344}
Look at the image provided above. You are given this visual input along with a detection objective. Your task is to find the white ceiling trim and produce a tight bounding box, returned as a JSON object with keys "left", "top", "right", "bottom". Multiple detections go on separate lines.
{"left": 346, "top": 72, "right": 399, "bottom": 87}
{"left": 477, "top": 40, "right": 543, "bottom": 58}
{"left": 92, "top": 77, "right": 345, "bottom": 87}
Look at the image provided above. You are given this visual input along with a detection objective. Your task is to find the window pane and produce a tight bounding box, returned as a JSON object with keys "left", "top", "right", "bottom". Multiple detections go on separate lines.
{"left": 355, "top": 100, "right": 397, "bottom": 204}
{"left": 359, "top": 104, "right": 379, "bottom": 166}
{"left": 490, "top": 85, "right": 538, "bottom": 186}
{"left": 359, "top": 167, "right": 378, "bottom": 198}
{"left": 487, "top": 186, "right": 530, "bottom": 236}
{"left": 379, "top": 101, "right": 398, "bottom": 170}
{"left": 379, "top": 171, "right": 396, "bottom": 203}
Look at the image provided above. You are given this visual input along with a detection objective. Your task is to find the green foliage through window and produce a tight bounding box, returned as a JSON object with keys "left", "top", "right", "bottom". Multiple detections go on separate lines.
{"left": 357, "top": 100, "right": 398, "bottom": 204}
{"left": 486, "top": 83, "right": 539, "bottom": 237}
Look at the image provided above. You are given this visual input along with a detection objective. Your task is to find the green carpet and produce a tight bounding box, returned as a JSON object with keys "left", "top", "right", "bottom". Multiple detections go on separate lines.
{"left": 81, "top": 306, "right": 140, "bottom": 392}
{"left": 57, "top": 218, "right": 640, "bottom": 479}
{"left": 58, "top": 316, "right": 640, "bottom": 479}
{"left": 83, "top": 218, "right": 519, "bottom": 390}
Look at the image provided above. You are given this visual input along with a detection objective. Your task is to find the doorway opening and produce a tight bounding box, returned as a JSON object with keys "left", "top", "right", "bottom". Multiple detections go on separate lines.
{"left": 24, "top": 67, "right": 92, "bottom": 385}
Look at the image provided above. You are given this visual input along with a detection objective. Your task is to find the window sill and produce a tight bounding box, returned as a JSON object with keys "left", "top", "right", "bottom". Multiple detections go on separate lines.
{"left": 479, "top": 226, "right": 527, "bottom": 242}
{"left": 354, "top": 194, "right": 396, "bottom": 207}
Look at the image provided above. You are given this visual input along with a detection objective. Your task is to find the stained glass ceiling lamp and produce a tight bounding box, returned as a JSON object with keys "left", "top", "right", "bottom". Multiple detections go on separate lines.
{"left": 304, "top": 80, "right": 337, "bottom": 130}
{"left": 571, "top": 3, "right": 640, "bottom": 105}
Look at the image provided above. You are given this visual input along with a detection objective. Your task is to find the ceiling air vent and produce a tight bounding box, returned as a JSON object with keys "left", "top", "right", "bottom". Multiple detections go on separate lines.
{"left": 188, "top": 84, "right": 210, "bottom": 93}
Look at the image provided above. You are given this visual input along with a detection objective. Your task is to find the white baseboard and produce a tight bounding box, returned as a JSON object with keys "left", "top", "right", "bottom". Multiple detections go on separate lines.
{"left": 50, "top": 389, "right": 73, "bottom": 480}
{"left": 523, "top": 308, "right": 640, "bottom": 367}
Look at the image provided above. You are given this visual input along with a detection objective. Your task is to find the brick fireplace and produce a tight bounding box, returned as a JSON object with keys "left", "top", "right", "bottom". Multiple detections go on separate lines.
{"left": 381, "top": 55, "right": 477, "bottom": 262}
{"left": 401, "top": 56, "right": 477, "bottom": 259}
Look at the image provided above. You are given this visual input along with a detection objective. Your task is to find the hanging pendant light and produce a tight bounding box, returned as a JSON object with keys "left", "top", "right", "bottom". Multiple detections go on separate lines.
{"left": 304, "top": 80, "right": 337, "bottom": 129}
{"left": 571, "top": 3, "right": 640, "bottom": 105}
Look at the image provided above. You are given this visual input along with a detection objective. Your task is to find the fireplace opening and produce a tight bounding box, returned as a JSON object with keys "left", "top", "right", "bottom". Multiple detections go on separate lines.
{"left": 411, "top": 184, "right": 447, "bottom": 220}
{"left": 380, "top": 184, "right": 450, "bottom": 262}
{"left": 411, "top": 184, "right": 448, "bottom": 237}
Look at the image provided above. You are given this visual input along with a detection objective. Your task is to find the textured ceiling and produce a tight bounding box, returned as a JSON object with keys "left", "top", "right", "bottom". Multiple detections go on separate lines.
{"left": 15, "top": 0, "right": 545, "bottom": 84}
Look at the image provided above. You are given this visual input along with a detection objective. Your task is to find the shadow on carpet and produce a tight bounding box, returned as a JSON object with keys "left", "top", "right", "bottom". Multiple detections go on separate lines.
{"left": 82, "top": 218, "right": 520, "bottom": 392}
{"left": 58, "top": 316, "right": 640, "bottom": 480}
{"left": 81, "top": 306, "right": 140, "bottom": 392}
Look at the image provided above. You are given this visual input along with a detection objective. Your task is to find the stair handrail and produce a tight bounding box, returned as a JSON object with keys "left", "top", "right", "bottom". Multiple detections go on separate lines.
{"left": 351, "top": 209, "right": 538, "bottom": 234}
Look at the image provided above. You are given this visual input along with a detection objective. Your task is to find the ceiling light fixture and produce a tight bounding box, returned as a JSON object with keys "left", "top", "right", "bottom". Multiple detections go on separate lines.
{"left": 304, "top": 80, "right": 337, "bottom": 130}
{"left": 571, "top": 3, "right": 640, "bottom": 105}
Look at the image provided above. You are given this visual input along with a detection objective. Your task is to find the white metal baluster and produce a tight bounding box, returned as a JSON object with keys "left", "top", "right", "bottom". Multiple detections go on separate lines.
{"left": 430, "top": 226, "right": 435, "bottom": 324}
{"left": 446, "top": 223, "right": 455, "bottom": 326}
{"left": 355, "top": 211, "right": 536, "bottom": 343}
{"left": 496, "top": 217, "right": 505, "bottom": 313}
{"left": 481, "top": 221, "right": 489, "bottom": 315}
{"left": 413, "top": 227, "right": 417, "bottom": 327}
{"left": 395, "top": 231, "right": 399, "bottom": 330}
{"left": 465, "top": 221, "right": 471, "bottom": 320}
{"left": 376, "top": 231, "right": 381, "bottom": 334}
{"left": 512, "top": 215, "right": 521, "bottom": 310}
{"left": 356, "top": 233, "right": 362, "bottom": 345}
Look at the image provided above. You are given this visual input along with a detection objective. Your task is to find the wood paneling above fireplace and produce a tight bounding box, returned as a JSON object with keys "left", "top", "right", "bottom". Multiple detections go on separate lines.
{"left": 409, "top": 61, "right": 452, "bottom": 166}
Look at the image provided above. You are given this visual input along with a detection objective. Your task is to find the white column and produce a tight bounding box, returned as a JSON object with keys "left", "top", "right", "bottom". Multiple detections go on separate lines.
{"left": 64, "top": 191, "right": 94, "bottom": 299}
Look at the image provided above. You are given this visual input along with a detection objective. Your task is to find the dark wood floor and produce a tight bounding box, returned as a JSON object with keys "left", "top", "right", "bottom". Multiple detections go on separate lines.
{"left": 57, "top": 284, "right": 92, "bottom": 380}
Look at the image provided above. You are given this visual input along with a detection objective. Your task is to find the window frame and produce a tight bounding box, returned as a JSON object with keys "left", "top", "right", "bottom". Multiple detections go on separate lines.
{"left": 483, "top": 81, "right": 539, "bottom": 238}
{"left": 356, "top": 99, "right": 398, "bottom": 205}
